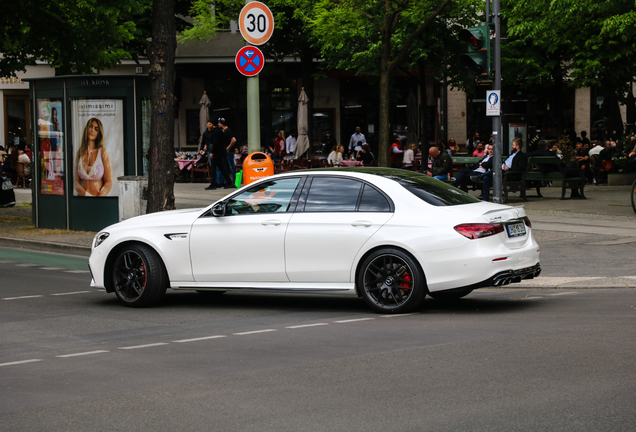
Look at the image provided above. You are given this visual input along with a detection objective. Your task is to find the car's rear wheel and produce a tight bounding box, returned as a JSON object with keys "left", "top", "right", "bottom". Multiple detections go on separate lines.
{"left": 112, "top": 244, "right": 167, "bottom": 307}
{"left": 358, "top": 248, "right": 426, "bottom": 314}
{"left": 428, "top": 288, "right": 473, "bottom": 301}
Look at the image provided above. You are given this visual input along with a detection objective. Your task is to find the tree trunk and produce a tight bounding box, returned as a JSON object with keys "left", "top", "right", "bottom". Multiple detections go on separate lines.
{"left": 552, "top": 66, "right": 564, "bottom": 141}
{"left": 378, "top": 41, "right": 391, "bottom": 168}
{"left": 146, "top": 0, "right": 177, "bottom": 213}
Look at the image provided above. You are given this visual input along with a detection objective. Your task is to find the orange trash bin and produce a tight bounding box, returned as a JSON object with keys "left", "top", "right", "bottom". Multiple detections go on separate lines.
{"left": 242, "top": 152, "right": 275, "bottom": 185}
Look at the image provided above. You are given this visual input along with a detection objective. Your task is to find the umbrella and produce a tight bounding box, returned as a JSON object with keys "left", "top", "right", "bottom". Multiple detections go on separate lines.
{"left": 294, "top": 88, "right": 310, "bottom": 159}
{"left": 198, "top": 91, "right": 211, "bottom": 148}
{"left": 406, "top": 90, "right": 418, "bottom": 147}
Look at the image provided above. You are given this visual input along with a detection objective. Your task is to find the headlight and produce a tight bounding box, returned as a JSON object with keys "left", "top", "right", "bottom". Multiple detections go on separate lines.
{"left": 93, "top": 232, "right": 110, "bottom": 249}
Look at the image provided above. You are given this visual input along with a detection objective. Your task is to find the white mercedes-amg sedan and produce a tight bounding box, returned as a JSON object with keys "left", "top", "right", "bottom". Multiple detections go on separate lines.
{"left": 88, "top": 168, "right": 540, "bottom": 313}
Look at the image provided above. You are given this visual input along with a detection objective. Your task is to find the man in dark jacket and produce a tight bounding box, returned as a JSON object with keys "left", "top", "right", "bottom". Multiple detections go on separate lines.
{"left": 452, "top": 144, "right": 493, "bottom": 192}
{"left": 482, "top": 138, "right": 527, "bottom": 201}
{"left": 426, "top": 146, "right": 453, "bottom": 180}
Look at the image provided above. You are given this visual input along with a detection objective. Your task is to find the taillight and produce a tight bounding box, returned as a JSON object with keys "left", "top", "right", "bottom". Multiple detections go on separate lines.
{"left": 454, "top": 223, "right": 504, "bottom": 240}
{"left": 523, "top": 216, "right": 532, "bottom": 228}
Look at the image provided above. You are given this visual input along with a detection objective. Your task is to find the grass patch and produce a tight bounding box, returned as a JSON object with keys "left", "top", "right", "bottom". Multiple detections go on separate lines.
{"left": 0, "top": 215, "right": 31, "bottom": 222}
{"left": 17, "top": 226, "right": 95, "bottom": 236}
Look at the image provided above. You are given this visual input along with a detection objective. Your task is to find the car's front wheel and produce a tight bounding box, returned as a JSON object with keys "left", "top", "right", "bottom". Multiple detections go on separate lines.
{"left": 357, "top": 248, "right": 426, "bottom": 314}
{"left": 112, "top": 244, "right": 167, "bottom": 307}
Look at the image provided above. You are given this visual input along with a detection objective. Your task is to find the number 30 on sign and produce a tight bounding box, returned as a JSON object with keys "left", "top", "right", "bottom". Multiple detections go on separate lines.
{"left": 238, "top": 1, "right": 275, "bottom": 46}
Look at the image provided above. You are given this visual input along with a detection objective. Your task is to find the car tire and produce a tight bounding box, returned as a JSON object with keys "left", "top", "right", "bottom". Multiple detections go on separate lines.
{"left": 112, "top": 244, "right": 168, "bottom": 307}
{"left": 428, "top": 288, "right": 473, "bottom": 301}
{"left": 357, "top": 248, "right": 426, "bottom": 314}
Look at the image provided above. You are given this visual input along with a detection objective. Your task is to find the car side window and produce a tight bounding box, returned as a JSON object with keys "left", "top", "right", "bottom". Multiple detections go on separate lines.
{"left": 358, "top": 184, "right": 391, "bottom": 212}
{"left": 303, "top": 177, "right": 362, "bottom": 212}
{"left": 226, "top": 178, "right": 301, "bottom": 215}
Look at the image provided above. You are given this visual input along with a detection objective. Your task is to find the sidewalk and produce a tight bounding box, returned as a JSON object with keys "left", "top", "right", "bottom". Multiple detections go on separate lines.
{"left": 1, "top": 180, "right": 635, "bottom": 287}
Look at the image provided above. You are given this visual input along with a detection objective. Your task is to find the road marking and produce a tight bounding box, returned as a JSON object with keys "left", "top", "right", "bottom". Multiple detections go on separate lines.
{"left": 334, "top": 318, "right": 375, "bottom": 323}
{"left": 173, "top": 335, "right": 227, "bottom": 343}
{"left": 40, "top": 267, "right": 64, "bottom": 271}
{"left": 15, "top": 263, "right": 38, "bottom": 267}
{"left": 0, "top": 359, "right": 43, "bottom": 367}
{"left": 2, "top": 295, "right": 43, "bottom": 300}
{"left": 520, "top": 296, "right": 544, "bottom": 300}
{"left": 0, "top": 260, "right": 16, "bottom": 263}
{"left": 51, "top": 291, "right": 91, "bottom": 296}
{"left": 285, "top": 323, "right": 329, "bottom": 329}
{"left": 233, "top": 329, "right": 277, "bottom": 336}
{"left": 547, "top": 292, "right": 579, "bottom": 296}
{"left": 65, "top": 270, "right": 90, "bottom": 274}
{"left": 118, "top": 343, "right": 169, "bottom": 350}
{"left": 56, "top": 350, "right": 109, "bottom": 358}
{"left": 380, "top": 313, "right": 416, "bottom": 318}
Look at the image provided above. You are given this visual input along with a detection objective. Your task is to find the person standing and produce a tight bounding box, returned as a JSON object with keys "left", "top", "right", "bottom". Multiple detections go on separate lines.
{"left": 199, "top": 121, "right": 215, "bottom": 171}
{"left": 466, "top": 132, "right": 480, "bottom": 155}
{"left": 205, "top": 118, "right": 232, "bottom": 190}
{"left": 286, "top": 130, "right": 297, "bottom": 155}
{"left": 390, "top": 138, "right": 404, "bottom": 168}
{"left": 220, "top": 119, "right": 237, "bottom": 185}
{"left": 348, "top": 126, "right": 366, "bottom": 155}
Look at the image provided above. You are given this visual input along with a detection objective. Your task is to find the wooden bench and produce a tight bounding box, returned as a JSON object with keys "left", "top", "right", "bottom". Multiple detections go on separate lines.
{"left": 525, "top": 156, "right": 586, "bottom": 199}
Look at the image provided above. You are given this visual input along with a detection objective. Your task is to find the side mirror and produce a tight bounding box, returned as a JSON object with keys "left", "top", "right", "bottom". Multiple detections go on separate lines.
{"left": 211, "top": 202, "right": 226, "bottom": 217}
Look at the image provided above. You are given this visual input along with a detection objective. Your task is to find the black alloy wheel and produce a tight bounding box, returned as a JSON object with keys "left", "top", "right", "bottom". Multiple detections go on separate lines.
{"left": 112, "top": 244, "right": 167, "bottom": 307}
{"left": 358, "top": 249, "right": 426, "bottom": 314}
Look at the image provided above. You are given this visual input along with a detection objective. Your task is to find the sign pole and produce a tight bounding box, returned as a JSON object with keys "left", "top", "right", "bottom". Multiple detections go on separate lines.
{"left": 247, "top": 75, "right": 260, "bottom": 153}
{"left": 492, "top": 0, "right": 502, "bottom": 203}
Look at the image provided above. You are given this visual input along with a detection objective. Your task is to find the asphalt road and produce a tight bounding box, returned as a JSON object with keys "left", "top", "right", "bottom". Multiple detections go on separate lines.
{"left": 1, "top": 249, "right": 635, "bottom": 431}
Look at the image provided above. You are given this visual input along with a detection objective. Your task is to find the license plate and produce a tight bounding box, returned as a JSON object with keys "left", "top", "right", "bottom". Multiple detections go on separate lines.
{"left": 506, "top": 222, "right": 526, "bottom": 237}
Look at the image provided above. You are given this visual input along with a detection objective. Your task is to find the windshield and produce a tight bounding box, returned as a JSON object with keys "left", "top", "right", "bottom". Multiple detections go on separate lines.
{"left": 335, "top": 167, "right": 481, "bottom": 206}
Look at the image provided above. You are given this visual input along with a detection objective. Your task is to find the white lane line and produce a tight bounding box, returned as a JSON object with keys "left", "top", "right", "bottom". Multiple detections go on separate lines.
{"left": 0, "top": 260, "right": 17, "bottom": 263}
{"left": 40, "top": 267, "right": 64, "bottom": 271}
{"left": 334, "top": 318, "right": 375, "bottom": 323}
{"left": 2, "top": 295, "right": 43, "bottom": 300}
{"left": 65, "top": 270, "right": 90, "bottom": 274}
{"left": 380, "top": 313, "right": 416, "bottom": 318}
{"left": 285, "top": 323, "right": 329, "bottom": 329}
{"left": 15, "top": 263, "right": 38, "bottom": 267}
{"left": 0, "top": 359, "right": 43, "bottom": 367}
{"left": 51, "top": 291, "right": 91, "bottom": 296}
{"left": 520, "top": 296, "right": 544, "bottom": 300}
{"left": 118, "top": 343, "right": 169, "bottom": 350}
{"left": 233, "top": 329, "right": 277, "bottom": 336}
{"left": 56, "top": 350, "right": 109, "bottom": 358}
{"left": 547, "top": 292, "right": 579, "bottom": 296}
{"left": 173, "top": 335, "right": 227, "bottom": 343}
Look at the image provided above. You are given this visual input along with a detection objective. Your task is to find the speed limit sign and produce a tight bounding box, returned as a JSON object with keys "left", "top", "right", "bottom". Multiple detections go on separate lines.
{"left": 238, "top": 1, "right": 275, "bottom": 46}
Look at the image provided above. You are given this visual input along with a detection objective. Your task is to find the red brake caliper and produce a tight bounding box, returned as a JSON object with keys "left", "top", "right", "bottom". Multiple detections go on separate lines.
{"left": 400, "top": 273, "right": 412, "bottom": 292}
{"left": 141, "top": 264, "right": 147, "bottom": 287}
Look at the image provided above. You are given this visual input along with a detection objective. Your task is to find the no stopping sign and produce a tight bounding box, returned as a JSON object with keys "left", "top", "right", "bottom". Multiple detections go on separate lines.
{"left": 238, "top": 1, "right": 275, "bottom": 46}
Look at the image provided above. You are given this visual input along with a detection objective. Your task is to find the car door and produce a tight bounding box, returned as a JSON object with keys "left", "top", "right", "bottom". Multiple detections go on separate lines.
{"left": 190, "top": 177, "right": 302, "bottom": 283}
{"left": 285, "top": 176, "right": 393, "bottom": 283}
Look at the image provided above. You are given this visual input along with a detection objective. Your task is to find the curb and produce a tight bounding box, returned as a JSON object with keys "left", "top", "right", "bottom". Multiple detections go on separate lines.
{"left": 0, "top": 237, "right": 91, "bottom": 257}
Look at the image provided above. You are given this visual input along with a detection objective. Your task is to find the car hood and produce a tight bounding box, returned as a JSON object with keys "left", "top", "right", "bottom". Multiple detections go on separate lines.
{"left": 105, "top": 207, "right": 205, "bottom": 230}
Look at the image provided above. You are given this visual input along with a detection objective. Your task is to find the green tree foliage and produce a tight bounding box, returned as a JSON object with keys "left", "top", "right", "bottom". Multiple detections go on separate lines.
{"left": 310, "top": 0, "right": 479, "bottom": 166}
{"left": 504, "top": 0, "right": 636, "bottom": 98}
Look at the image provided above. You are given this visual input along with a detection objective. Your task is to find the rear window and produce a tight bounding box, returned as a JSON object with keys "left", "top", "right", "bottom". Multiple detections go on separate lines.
{"left": 335, "top": 167, "right": 481, "bottom": 206}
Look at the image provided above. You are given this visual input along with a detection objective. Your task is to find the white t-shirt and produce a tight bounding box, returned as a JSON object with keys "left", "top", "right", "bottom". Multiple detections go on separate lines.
{"left": 327, "top": 151, "right": 343, "bottom": 166}
{"left": 588, "top": 145, "right": 603, "bottom": 157}
{"left": 286, "top": 135, "right": 297, "bottom": 154}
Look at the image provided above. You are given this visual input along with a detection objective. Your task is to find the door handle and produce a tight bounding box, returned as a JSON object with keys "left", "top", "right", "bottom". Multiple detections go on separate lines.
{"left": 351, "top": 220, "right": 372, "bottom": 227}
{"left": 261, "top": 220, "right": 281, "bottom": 226}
